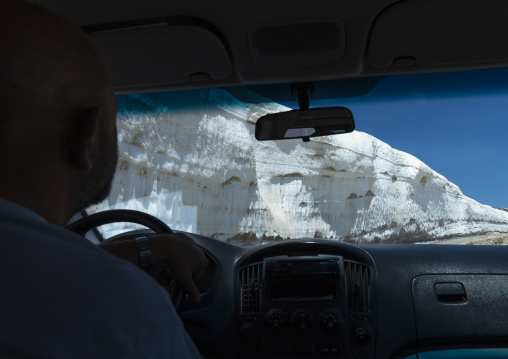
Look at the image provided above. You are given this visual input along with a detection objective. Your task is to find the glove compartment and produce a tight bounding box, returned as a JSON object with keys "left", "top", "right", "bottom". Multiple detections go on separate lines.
{"left": 412, "top": 274, "right": 508, "bottom": 344}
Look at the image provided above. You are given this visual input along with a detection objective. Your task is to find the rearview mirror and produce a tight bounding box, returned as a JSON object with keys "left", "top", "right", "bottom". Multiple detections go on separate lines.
{"left": 255, "top": 107, "right": 355, "bottom": 142}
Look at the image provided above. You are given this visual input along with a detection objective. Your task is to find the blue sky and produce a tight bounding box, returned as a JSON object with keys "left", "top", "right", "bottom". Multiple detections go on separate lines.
{"left": 283, "top": 68, "right": 508, "bottom": 208}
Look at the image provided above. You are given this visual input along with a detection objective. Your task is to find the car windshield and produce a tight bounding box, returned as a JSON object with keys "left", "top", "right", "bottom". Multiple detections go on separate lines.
{"left": 85, "top": 68, "right": 508, "bottom": 247}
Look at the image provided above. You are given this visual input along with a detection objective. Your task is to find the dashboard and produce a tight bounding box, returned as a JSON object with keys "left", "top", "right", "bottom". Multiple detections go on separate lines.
{"left": 179, "top": 233, "right": 508, "bottom": 359}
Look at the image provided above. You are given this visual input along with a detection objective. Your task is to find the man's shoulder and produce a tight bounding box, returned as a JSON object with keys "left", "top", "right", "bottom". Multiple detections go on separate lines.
{"left": 0, "top": 199, "right": 167, "bottom": 308}
{"left": 0, "top": 205, "right": 202, "bottom": 358}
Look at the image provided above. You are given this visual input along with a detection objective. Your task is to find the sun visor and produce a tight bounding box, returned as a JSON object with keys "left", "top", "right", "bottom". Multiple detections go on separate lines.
{"left": 367, "top": 0, "right": 508, "bottom": 68}
{"left": 89, "top": 24, "right": 232, "bottom": 90}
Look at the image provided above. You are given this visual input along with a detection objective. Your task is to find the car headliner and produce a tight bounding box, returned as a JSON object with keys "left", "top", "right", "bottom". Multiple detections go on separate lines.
{"left": 30, "top": 0, "right": 508, "bottom": 95}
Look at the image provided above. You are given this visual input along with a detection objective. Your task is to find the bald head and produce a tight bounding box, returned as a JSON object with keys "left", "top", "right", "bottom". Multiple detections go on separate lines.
{"left": 0, "top": 0, "right": 118, "bottom": 225}
{"left": 0, "top": 0, "right": 111, "bottom": 125}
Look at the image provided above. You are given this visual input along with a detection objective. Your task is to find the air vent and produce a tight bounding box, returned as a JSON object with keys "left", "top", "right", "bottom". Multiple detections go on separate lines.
{"left": 344, "top": 261, "right": 372, "bottom": 313}
{"left": 239, "top": 262, "right": 263, "bottom": 314}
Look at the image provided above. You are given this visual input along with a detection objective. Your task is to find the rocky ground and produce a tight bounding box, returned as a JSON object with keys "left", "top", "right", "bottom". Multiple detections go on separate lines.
{"left": 435, "top": 232, "right": 508, "bottom": 245}
{"left": 463, "top": 233, "right": 508, "bottom": 245}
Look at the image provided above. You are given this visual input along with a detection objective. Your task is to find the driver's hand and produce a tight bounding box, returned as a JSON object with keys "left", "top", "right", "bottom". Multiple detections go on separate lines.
{"left": 149, "top": 233, "right": 208, "bottom": 303}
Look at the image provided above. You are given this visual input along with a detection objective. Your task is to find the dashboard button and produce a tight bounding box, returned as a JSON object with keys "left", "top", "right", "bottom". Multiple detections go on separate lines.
{"left": 319, "top": 344, "right": 342, "bottom": 354}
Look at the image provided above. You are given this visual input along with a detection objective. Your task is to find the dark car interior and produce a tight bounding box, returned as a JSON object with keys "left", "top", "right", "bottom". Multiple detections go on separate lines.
{"left": 33, "top": 0, "right": 508, "bottom": 358}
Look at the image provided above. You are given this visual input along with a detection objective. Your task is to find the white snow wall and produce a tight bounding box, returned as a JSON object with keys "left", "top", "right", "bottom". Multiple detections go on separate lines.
{"left": 88, "top": 88, "right": 508, "bottom": 245}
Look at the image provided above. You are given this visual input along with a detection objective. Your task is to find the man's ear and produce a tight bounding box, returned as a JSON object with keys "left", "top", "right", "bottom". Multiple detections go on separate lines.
{"left": 68, "top": 107, "right": 101, "bottom": 170}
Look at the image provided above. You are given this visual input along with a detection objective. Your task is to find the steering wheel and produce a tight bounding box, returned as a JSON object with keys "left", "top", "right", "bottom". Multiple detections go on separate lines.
{"left": 66, "top": 209, "right": 185, "bottom": 312}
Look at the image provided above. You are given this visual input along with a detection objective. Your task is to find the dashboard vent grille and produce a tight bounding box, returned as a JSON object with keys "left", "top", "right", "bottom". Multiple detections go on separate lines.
{"left": 344, "top": 261, "right": 372, "bottom": 313}
{"left": 239, "top": 262, "right": 263, "bottom": 314}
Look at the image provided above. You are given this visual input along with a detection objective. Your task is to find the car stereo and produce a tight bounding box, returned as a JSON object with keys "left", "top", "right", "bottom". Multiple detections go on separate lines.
{"left": 264, "top": 257, "right": 341, "bottom": 301}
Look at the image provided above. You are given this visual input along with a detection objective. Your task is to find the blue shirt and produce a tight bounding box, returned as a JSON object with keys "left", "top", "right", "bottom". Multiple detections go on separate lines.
{"left": 0, "top": 198, "right": 201, "bottom": 358}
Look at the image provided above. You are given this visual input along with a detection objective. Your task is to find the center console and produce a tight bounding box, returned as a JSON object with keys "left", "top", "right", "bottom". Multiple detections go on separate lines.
{"left": 237, "top": 255, "right": 373, "bottom": 358}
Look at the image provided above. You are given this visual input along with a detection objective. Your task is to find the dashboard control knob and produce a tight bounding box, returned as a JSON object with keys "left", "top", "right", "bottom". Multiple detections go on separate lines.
{"left": 321, "top": 311, "right": 340, "bottom": 331}
{"left": 291, "top": 309, "right": 314, "bottom": 330}
{"left": 354, "top": 327, "right": 370, "bottom": 344}
{"left": 264, "top": 309, "right": 286, "bottom": 331}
